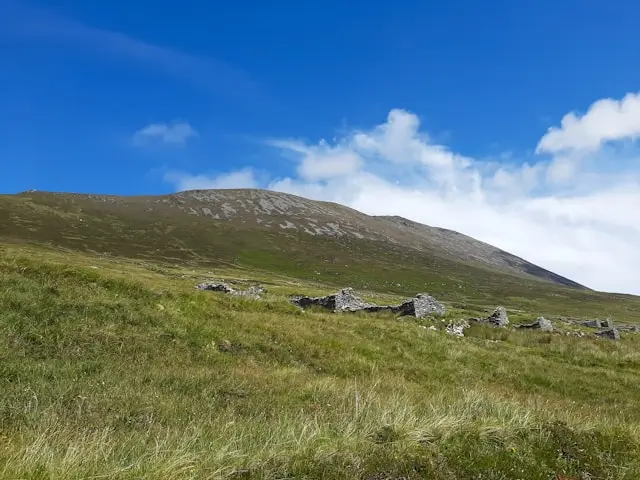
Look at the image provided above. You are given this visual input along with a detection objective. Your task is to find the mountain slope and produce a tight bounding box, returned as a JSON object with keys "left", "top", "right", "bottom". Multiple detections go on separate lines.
{"left": 2, "top": 187, "right": 620, "bottom": 315}
{"left": 3, "top": 189, "right": 640, "bottom": 479}
{"left": 376, "top": 215, "right": 585, "bottom": 289}
{"left": 1, "top": 188, "right": 581, "bottom": 284}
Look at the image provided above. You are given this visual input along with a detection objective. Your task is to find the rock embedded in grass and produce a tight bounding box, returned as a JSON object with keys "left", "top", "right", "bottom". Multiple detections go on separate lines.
{"left": 197, "top": 281, "right": 235, "bottom": 293}
{"left": 196, "top": 281, "right": 266, "bottom": 299}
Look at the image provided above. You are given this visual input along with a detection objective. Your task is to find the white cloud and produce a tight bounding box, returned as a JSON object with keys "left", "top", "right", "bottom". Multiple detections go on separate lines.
{"left": 165, "top": 168, "right": 258, "bottom": 191}
{"left": 165, "top": 99, "right": 640, "bottom": 295}
{"left": 133, "top": 122, "right": 198, "bottom": 147}
{"left": 537, "top": 92, "right": 640, "bottom": 154}
{"left": 268, "top": 139, "right": 363, "bottom": 180}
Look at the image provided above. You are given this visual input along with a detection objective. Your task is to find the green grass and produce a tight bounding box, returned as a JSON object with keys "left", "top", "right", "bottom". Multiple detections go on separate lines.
{"left": 2, "top": 244, "right": 640, "bottom": 479}
{"left": 3, "top": 191, "right": 640, "bottom": 324}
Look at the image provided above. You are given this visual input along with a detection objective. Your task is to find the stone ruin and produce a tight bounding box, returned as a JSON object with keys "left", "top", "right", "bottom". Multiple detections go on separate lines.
{"left": 595, "top": 328, "right": 621, "bottom": 341}
{"left": 517, "top": 316, "right": 554, "bottom": 332}
{"left": 196, "top": 281, "right": 630, "bottom": 341}
{"left": 581, "top": 318, "right": 614, "bottom": 329}
{"left": 290, "top": 287, "right": 446, "bottom": 319}
{"left": 469, "top": 306, "right": 510, "bottom": 328}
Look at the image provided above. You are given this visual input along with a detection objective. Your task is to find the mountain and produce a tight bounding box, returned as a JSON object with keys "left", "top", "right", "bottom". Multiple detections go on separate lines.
{"left": 0, "top": 188, "right": 590, "bottom": 305}
{"left": 5, "top": 188, "right": 640, "bottom": 479}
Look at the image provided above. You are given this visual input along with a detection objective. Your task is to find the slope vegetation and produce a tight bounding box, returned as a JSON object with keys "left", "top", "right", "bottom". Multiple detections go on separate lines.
{"left": 3, "top": 189, "right": 636, "bottom": 324}
{"left": 2, "top": 188, "right": 584, "bottom": 286}
{"left": 2, "top": 188, "right": 640, "bottom": 478}
{"left": 1, "top": 245, "right": 640, "bottom": 479}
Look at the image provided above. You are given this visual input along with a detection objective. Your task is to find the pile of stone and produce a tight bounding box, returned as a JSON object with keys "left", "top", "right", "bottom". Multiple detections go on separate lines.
{"left": 563, "top": 316, "right": 623, "bottom": 341}
{"left": 290, "top": 288, "right": 445, "bottom": 319}
{"left": 196, "top": 282, "right": 266, "bottom": 299}
{"left": 446, "top": 320, "right": 470, "bottom": 337}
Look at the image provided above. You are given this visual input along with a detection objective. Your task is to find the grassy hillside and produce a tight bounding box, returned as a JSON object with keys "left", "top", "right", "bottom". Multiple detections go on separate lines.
{"left": 2, "top": 244, "right": 640, "bottom": 479}
{"left": 2, "top": 191, "right": 640, "bottom": 322}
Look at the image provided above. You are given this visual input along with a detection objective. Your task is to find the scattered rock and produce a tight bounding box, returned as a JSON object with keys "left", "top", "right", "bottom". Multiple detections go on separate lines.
{"left": 595, "top": 328, "right": 620, "bottom": 341}
{"left": 196, "top": 282, "right": 266, "bottom": 299}
{"left": 197, "top": 282, "right": 235, "bottom": 293}
{"left": 563, "top": 331, "right": 586, "bottom": 338}
{"left": 290, "top": 288, "right": 445, "bottom": 318}
{"left": 244, "top": 286, "right": 266, "bottom": 299}
{"left": 446, "top": 320, "right": 469, "bottom": 337}
{"left": 518, "top": 316, "right": 553, "bottom": 332}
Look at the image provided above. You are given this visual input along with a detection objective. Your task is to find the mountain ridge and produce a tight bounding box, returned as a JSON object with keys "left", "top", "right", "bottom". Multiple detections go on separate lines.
{"left": 2, "top": 188, "right": 587, "bottom": 292}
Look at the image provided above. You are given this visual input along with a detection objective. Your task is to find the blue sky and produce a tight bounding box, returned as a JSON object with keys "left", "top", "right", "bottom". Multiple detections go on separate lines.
{"left": 2, "top": 0, "right": 640, "bottom": 293}
{"left": 2, "top": 0, "right": 639, "bottom": 194}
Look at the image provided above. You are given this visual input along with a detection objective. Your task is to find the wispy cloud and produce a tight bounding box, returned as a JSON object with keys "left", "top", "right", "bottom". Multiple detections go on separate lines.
{"left": 133, "top": 122, "right": 198, "bottom": 147}
{"left": 165, "top": 97, "right": 640, "bottom": 295}
{"left": 0, "top": 0, "right": 266, "bottom": 103}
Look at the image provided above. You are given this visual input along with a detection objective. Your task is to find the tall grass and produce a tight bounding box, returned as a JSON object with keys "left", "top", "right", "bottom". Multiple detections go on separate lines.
{"left": 1, "top": 246, "right": 640, "bottom": 478}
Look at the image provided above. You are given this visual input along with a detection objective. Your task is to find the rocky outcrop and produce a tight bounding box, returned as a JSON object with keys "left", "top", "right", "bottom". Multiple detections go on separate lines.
{"left": 518, "top": 316, "right": 554, "bottom": 332}
{"left": 290, "top": 288, "right": 445, "bottom": 318}
{"left": 197, "top": 282, "right": 266, "bottom": 299}
{"left": 470, "top": 306, "right": 509, "bottom": 328}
